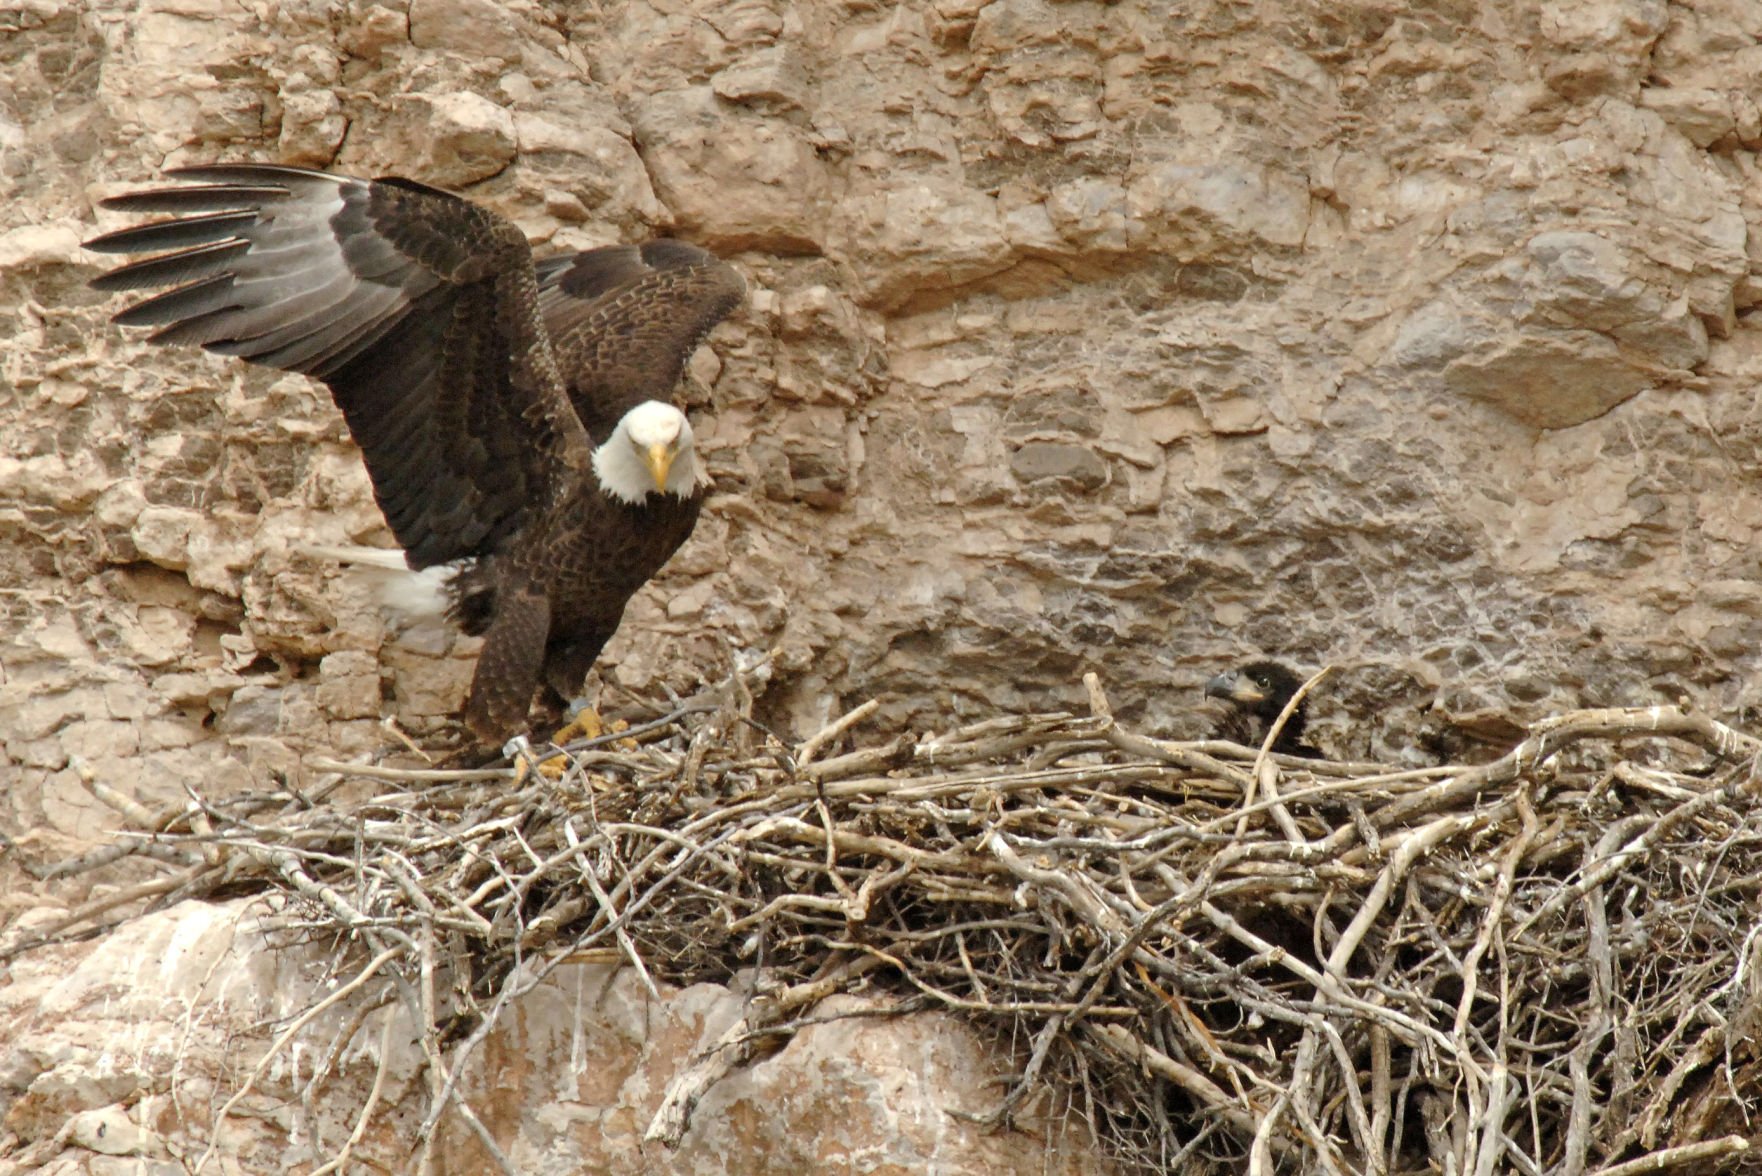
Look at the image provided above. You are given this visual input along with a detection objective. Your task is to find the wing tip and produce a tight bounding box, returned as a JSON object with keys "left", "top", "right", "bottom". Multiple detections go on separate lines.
{"left": 83, "top": 222, "right": 150, "bottom": 251}
{"left": 162, "top": 162, "right": 340, "bottom": 182}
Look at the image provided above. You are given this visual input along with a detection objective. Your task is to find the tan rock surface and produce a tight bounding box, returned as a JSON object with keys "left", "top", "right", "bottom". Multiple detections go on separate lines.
{"left": 447, "top": 966, "right": 1097, "bottom": 1174}
{"left": 0, "top": 900, "right": 1095, "bottom": 1174}
{"left": 4, "top": 0, "right": 1762, "bottom": 1168}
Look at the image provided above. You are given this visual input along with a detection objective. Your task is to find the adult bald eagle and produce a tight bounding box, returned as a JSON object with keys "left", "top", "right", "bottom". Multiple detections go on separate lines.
{"left": 1204, "top": 660, "right": 1323, "bottom": 758}
{"left": 86, "top": 164, "right": 745, "bottom": 745}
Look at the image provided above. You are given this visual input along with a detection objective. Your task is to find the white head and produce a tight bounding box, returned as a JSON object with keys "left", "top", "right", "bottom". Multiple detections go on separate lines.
{"left": 591, "top": 400, "right": 709, "bottom": 505}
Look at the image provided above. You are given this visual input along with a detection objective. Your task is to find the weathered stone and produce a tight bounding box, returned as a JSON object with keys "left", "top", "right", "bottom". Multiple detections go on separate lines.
{"left": 624, "top": 86, "right": 829, "bottom": 250}
{"left": 0, "top": 902, "right": 1104, "bottom": 1175}
{"left": 1127, "top": 159, "right": 1312, "bottom": 252}
{"left": 1045, "top": 178, "right": 1131, "bottom": 253}
{"left": 1639, "top": 86, "right": 1737, "bottom": 146}
{"left": 1010, "top": 443, "right": 1109, "bottom": 491}
{"left": 0, "top": 224, "right": 84, "bottom": 270}
{"left": 712, "top": 45, "right": 809, "bottom": 112}
{"left": 830, "top": 177, "right": 1013, "bottom": 310}
{"left": 66, "top": 1106, "right": 152, "bottom": 1156}
{"left": 277, "top": 87, "right": 346, "bottom": 166}
{"left": 148, "top": 670, "right": 245, "bottom": 709}
{"left": 511, "top": 112, "right": 664, "bottom": 224}
{"left": 445, "top": 966, "right": 1103, "bottom": 1173}
{"left": 339, "top": 1, "right": 408, "bottom": 59}
{"left": 316, "top": 649, "right": 383, "bottom": 720}
{"left": 0, "top": 451, "right": 110, "bottom": 510}
{"left": 396, "top": 92, "right": 517, "bottom": 186}
{"left": 408, "top": 0, "right": 523, "bottom": 63}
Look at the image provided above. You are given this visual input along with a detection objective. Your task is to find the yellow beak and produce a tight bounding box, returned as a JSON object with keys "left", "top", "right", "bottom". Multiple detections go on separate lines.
{"left": 644, "top": 442, "right": 675, "bottom": 492}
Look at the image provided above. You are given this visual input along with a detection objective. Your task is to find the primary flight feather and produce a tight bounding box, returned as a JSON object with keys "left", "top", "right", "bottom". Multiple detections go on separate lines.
{"left": 86, "top": 164, "right": 746, "bottom": 745}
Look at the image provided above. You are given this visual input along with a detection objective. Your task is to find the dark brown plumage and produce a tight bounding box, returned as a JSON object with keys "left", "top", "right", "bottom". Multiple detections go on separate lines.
{"left": 1204, "top": 659, "right": 1323, "bottom": 758}
{"left": 86, "top": 164, "right": 745, "bottom": 745}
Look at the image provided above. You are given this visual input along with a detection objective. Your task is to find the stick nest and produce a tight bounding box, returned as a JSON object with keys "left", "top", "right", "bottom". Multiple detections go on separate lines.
{"left": 21, "top": 673, "right": 1762, "bottom": 1174}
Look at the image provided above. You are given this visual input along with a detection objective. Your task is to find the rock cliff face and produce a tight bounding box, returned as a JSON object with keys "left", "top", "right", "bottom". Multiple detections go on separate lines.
{"left": 3, "top": 0, "right": 1761, "bottom": 1169}
{"left": 8, "top": 0, "right": 1762, "bottom": 806}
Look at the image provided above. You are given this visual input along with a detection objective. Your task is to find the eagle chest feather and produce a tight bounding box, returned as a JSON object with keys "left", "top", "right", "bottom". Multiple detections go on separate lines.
{"left": 534, "top": 489, "right": 703, "bottom": 621}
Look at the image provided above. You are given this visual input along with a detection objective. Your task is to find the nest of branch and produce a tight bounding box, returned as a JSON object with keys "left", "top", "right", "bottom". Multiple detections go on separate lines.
{"left": 18, "top": 673, "right": 1762, "bottom": 1173}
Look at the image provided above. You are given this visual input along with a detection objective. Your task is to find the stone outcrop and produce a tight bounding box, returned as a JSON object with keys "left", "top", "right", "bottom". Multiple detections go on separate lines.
{"left": 0, "top": 899, "right": 1099, "bottom": 1174}
{"left": 4, "top": 0, "right": 1762, "bottom": 1169}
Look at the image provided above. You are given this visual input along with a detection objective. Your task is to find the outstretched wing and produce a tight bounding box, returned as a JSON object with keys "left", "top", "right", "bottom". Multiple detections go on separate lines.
{"left": 535, "top": 240, "right": 745, "bottom": 443}
{"left": 87, "top": 164, "right": 591, "bottom": 568}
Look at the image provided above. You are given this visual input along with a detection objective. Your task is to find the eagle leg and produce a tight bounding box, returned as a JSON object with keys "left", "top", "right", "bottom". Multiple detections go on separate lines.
{"left": 539, "top": 629, "right": 613, "bottom": 745}
{"left": 464, "top": 582, "right": 551, "bottom": 747}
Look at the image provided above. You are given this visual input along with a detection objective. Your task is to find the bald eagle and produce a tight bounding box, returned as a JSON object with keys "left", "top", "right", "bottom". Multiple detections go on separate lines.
{"left": 86, "top": 165, "right": 746, "bottom": 745}
{"left": 1204, "top": 660, "right": 1323, "bottom": 758}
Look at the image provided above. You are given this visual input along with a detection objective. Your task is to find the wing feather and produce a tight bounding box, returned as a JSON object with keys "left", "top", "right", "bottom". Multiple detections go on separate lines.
{"left": 537, "top": 240, "right": 745, "bottom": 441}
{"left": 83, "top": 210, "right": 260, "bottom": 259}
{"left": 111, "top": 274, "right": 241, "bottom": 330}
{"left": 87, "top": 164, "right": 591, "bottom": 568}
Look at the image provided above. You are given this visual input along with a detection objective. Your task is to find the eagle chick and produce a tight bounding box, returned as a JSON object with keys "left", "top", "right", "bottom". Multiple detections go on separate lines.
{"left": 1204, "top": 660, "right": 1323, "bottom": 759}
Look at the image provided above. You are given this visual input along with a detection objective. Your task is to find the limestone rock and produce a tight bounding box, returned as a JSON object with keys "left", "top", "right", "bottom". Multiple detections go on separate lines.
{"left": 1010, "top": 442, "right": 1110, "bottom": 491}
{"left": 408, "top": 0, "right": 524, "bottom": 64}
{"left": 447, "top": 965, "right": 1103, "bottom": 1174}
{"left": 0, "top": 901, "right": 1103, "bottom": 1175}
{"left": 395, "top": 91, "right": 518, "bottom": 187}
{"left": 316, "top": 649, "right": 382, "bottom": 720}
{"left": 842, "top": 186, "right": 1010, "bottom": 311}
{"left": 276, "top": 87, "right": 346, "bottom": 167}
{"left": 624, "top": 86, "right": 830, "bottom": 250}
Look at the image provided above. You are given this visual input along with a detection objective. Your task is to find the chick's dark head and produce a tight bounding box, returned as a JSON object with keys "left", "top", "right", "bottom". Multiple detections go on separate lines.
{"left": 1204, "top": 660, "right": 1319, "bottom": 758}
{"left": 1204, "top": 660, "right": 1306, "bottom": 721}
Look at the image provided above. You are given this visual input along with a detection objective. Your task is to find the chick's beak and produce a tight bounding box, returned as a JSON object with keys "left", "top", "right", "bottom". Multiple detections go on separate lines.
{"left": 644, "top": 442, "right": 676, "bottom": 492}
{"left": 1204, "top": 670, "right": 1264, "bottom": 705}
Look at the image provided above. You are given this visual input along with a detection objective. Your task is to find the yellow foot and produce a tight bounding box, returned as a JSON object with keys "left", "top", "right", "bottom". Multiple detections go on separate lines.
{"left": 510, "top": 751, "right": 571, "bottom": 783}
{"left": 506, "top": 734, "right": 570, "bottom": 784}
{"left": 550, "top": 705, "right": 604, "bottom": 746}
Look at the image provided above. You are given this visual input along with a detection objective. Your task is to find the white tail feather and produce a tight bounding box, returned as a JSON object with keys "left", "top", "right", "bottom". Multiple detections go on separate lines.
{"left": 299, "top": 543, "right": 411, "bottom": 571}
{"left": 298, "top": 544, "right": 453, "bottom": 621}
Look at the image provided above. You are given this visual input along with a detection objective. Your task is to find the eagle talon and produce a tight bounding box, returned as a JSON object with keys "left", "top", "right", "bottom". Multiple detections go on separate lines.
{"left": 551, "top": 703, "right": 604, "bottom": 746}
{"left": 505, "top": 734, "right": 538, "bottom": 784}
{"left": 505, "top": 734, "right": 568, "bottom": 783}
